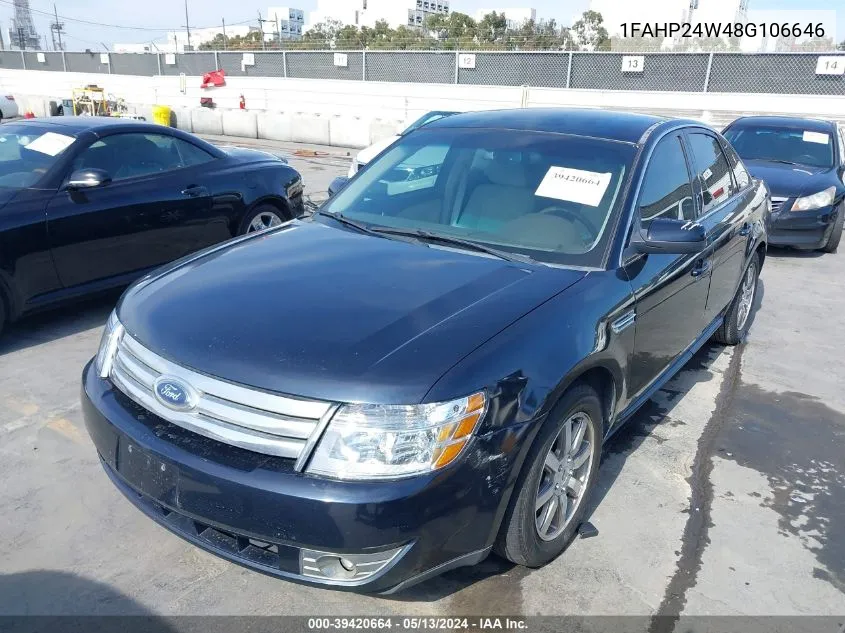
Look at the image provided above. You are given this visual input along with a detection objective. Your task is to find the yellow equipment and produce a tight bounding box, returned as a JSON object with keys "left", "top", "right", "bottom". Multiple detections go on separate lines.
{"left": 152, "top": 105, "right": 172, "bottom": 126}
{"left": 72, "top": 85, "right": 110, "bottom": 116}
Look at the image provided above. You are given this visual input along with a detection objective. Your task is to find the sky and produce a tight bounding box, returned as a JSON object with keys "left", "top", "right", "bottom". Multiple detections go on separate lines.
{"left": 0, "top": 0, "right": 840, "bottom": 50}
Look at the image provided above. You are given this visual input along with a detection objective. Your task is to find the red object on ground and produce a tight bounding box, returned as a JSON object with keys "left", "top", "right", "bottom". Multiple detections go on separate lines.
{"left": 239, "top": 94, "right": 245, "bottom": 110}
{"left": 201, "top": 69, "right": 226, "bottom": 89}
{"left": 23, "top": 111, "right": 35, "bottom": 119}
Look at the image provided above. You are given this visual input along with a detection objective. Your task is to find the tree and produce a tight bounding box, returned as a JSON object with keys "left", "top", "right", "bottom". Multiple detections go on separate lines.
{"left": 477, "top": 11, "right": 508, "bottom": 45}
{"left": 572, "top": 10, "right": 610, "bottom": 51}
{"left": 839, "top": 39, "right": 845, "bottom": 51}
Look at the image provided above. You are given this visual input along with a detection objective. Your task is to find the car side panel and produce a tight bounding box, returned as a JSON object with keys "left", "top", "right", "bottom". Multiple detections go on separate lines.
{"left": 0, "top": 189, "right": 62, "bottom": 318}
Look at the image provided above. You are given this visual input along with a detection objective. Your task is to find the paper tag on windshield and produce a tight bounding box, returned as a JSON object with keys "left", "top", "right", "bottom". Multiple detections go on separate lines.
{"left": 535, "top": 167, "right": 612, "bottom": 207}
{"left": 803, "top": 131, "right": 829, "bottom": 145}
{"left": 25, "top": 132, "right": 75, "bottom": 156}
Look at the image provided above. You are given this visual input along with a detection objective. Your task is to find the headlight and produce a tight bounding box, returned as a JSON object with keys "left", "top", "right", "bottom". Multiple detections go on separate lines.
{"left": 307, "top": 392, "right": 486, "bottom": 480}
{"left": 791, "top": 186, "right": 836, "bottom": 212}
{"left": 95, "top": 310, "right": 124, "bottom": 378}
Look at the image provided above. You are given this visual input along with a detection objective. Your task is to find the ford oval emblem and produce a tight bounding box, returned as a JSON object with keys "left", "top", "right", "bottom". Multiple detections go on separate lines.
{"left": 153, "top": 376, "right": 197, "bottom": 411}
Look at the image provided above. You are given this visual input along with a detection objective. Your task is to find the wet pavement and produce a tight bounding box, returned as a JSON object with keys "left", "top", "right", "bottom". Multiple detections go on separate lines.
{"left": 0, "top": 141, "right": 842, "bottom": 621}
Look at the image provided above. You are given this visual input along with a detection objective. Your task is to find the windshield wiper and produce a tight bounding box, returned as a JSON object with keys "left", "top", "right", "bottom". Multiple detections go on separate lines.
{"left": 762, "top": 159, "right": 800, "bottom": 166}
{"left": 314, "top": 209, "right": 382, "bottom": 236}
{"left": 370, "top": 227, "right": 535, "bottom": 264}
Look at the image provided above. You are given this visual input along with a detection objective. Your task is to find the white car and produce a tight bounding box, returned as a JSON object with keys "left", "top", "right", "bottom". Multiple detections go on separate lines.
{"left": 0, "top": 95, "right": 19, "bottom": 121}
{"left": 347, "top": 110, "right": 458, "bottom": 178}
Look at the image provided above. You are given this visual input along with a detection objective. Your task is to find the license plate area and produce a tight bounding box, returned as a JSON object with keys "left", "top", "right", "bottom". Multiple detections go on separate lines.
{"left": 117, "top": 439, "right": 178, "bottom": 505}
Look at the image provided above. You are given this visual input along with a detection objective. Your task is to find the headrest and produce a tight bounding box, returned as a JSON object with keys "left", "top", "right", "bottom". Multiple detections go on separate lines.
{"left": 483, "top": 153, "right": 527, "bottom": 188}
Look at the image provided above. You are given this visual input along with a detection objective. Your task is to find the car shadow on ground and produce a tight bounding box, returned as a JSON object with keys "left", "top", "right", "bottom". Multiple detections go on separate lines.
{"left": 0, "top": 570, "right": 175, "bottom": 624}
{"left": 0, "top": 292, "right": 119, "bottom": 357}
{"left": 392, "top": 280, "right": 766, "bottom": 603}
{"left": 765, "top": 245, "right": 825, "bottom": 259}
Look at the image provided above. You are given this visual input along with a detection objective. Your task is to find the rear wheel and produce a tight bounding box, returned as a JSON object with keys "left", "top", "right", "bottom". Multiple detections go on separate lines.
{"left": 820, "top": 205, "right": 843, "bottom": 254}
{"left": 495, "top": 383, "right": 602, "bottom": 568}
{"left": 714, "top": 253, "right": 759, "bottom": 345}
{"left": 238, "top": 204, "right": 286, "bottom": 235}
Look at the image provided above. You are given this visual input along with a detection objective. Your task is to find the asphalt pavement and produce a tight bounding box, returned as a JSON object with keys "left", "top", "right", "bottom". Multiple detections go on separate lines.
{"left": 0, "top": 137, "right": 842, "bottom": 621}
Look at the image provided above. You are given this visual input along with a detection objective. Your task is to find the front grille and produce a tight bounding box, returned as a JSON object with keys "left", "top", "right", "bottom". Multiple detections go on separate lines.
{"left": 110, "top": 334, "right": 336, "bottom": 461}
{"left": 771, "top": 197, "right": 788, "bottom": 214}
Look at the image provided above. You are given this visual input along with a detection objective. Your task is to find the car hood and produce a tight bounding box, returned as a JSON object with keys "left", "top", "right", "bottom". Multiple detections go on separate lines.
{"left": 744, "top": 159, "right": 837, "bottom": 198}
{"left": 118, "top": 221, "right": 587, "bottom": 404}
{"left": 355, "top": 136, "right": 399, "bottom": 166}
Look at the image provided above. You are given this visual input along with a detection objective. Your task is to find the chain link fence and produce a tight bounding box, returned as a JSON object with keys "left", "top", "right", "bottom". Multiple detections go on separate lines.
{"left": 2, "top": 50, "right": 843, "bottom": 95}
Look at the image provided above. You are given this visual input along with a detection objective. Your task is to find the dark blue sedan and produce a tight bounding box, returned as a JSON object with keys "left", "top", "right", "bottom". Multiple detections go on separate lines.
{"left": 723, "top": 116, "right": 845, "bottom": 253}
{"left": 81, "top": 109, "right": 768, "bottom": 592}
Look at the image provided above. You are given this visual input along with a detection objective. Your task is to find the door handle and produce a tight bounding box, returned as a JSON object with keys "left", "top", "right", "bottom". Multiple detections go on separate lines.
{"left": 691, "top": 258, "right": 712, "bottom": 278}
{"left": 181, "top": 185, "right": 209, "bottom": 198}
{"left": 738, "top": 222, "right": 751, "bottom": 237}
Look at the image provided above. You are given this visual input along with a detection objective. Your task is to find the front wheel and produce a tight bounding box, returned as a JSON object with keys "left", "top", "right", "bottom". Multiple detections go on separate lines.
{"left": 495, "top": 383, "right": 603, "bottom": 568}
{"left": 238, "top": 204, "right": 287, "bottom": 235}
{"left": 714, "top": 253, "right": 760, "bottom": 346}
{"left": 820, "top": 205, "right": 843, "bottom": 254}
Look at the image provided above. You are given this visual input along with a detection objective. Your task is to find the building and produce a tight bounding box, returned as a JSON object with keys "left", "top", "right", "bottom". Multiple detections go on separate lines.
{"left": 172, "top": 25, "right": 255, "bottom": 51}
{"left": 307, "top": 0, "right": 451, "bottom": 31}
{"left": 263, "top": 7, "right": 305, "bottom": 41}
{"left": 474, "top": 8, "right": 537, "bottom": 30}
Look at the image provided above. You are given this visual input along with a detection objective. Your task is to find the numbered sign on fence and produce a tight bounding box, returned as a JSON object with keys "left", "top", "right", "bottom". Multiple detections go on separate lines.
{"left": 334, "top": 53, "right": 348, "bottom": 68}
{"left": 165, "top": 54, "right": 176, "bottom": 65}
{"left": 36, "top": 52, "right": 46, "bottom": 63}
{"left": 815, "top": 56, "right": 844, "bottom": 75}
{"left": 458, "top": 54, "right": 477, "bottom": 69}
{"left": 100, "top": 53, "right": 110, "bottom": 64}
{"left": 622, "top": 56, "right": 644, "bottom": 73}
{"left": 242, "top": 53, "right": 255, "bottom": 66}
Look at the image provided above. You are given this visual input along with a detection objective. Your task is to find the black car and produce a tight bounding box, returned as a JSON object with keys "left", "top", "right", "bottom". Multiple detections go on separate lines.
{"left": 82, "top": 109, "right": 768, "bottom": 593}
{"left": 723, "top": 116, "right": 845, "bottom": 252}
{"left": 0, "top": 117, "right": 303, "bottom": 336}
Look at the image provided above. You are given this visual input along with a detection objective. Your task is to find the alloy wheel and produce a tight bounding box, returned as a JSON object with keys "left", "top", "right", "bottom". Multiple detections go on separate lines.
{"left": 247, "top": 211, "right": 283, "bottom": 233}
{"left": 736, "top": 262, "right": 757, "bottom": 331}
{"left": 534, "top": 411, "right": 595, "bottom": 542}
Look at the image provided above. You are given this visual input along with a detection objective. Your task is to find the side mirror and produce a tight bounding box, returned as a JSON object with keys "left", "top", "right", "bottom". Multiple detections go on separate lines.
{"left": 328, "top": 176, "right": 350, "bottom": 198}
{"left": 633, "top": 218, "right": 706, "bottom": 255}
{"left": 67, "top": 168, "right": 111, "bottom": 190}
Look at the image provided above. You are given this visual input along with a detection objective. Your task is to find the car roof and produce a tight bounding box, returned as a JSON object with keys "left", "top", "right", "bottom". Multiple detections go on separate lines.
{"left": 14, "top": 116, "right": 149, "bottom": 135}
{"left": 728, "top": 116, "right": 836, "bottom": 133}
{"left": 425, "top": 108, "right": 673, "bottom": 144}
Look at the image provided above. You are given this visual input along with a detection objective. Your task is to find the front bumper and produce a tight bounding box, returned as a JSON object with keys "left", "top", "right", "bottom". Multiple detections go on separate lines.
{"left": 767, "top": 200, "right": 839, "bottom": 248}
{"left": 81, "top": 361, "right": 522, "bottom": 592}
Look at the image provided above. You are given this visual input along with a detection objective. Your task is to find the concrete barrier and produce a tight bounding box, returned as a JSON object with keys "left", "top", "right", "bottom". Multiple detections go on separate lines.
{"left": 369, "top": 119, "right": 402, "bottom": 144}
{"left": 290, "top": 114, "right": 330, "bottom": 145}
{"left": 328, "top": 117, "right": 371, "bottom": 149}
{"left": 256, "top": 111, "right": 293, "bottom": 142}
{"left": 173, "top": 107, "right": 193, "bottom": 132}
{"left": 191, "top": 107, "right": 224, "bottom": 135}
{"left": 222, "top": 109, "right": 258, "bottom": 139}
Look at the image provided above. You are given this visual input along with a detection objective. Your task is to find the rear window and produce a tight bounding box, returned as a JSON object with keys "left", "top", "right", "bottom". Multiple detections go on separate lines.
{"left": 724, "top": 124, "right": 834, "bottom": 169}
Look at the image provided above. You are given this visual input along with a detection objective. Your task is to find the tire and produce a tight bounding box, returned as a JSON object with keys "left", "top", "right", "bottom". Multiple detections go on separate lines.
{"left": 713, "top": 253, "right": 760, "bottom": 346}
{"left": 238, "top": 204, "right": 287, "bottom": 235}
{"left": 820, "top": 205, "right": 843, "bottom": 254}
{"left": 494, "top": 383, "right": 603, "bottom": 568}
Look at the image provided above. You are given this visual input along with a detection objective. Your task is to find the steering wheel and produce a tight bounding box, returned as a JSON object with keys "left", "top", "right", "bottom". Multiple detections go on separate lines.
{"left": 537, "top": 205, "right": 599, "bottom": 237}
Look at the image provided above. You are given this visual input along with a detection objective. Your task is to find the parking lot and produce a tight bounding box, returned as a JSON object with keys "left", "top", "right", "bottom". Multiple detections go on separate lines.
{"left": 0, "top": 138, "right": 843, "bottom": 618}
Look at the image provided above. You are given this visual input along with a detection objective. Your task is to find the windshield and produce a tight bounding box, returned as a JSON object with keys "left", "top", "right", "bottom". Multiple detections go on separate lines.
{"left": 322, "top": 128, "right": 635, "bottom": 267}
{"left": 0, "top": 124, "right": 77, "bottom": 188}
{"left": 401, "top": 112, "right": 457, "bottom": 135}
{"left": 724, "top": 125, "right": 834, "bottom": 169}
